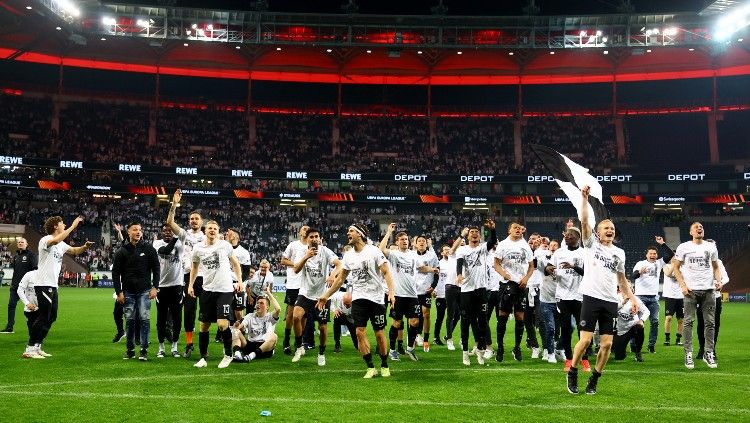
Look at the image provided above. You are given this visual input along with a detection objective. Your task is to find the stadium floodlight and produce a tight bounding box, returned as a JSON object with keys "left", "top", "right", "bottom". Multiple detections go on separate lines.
{"left": 26, "top": 6, "right": 32, "bottom": 10}
{"left": 54, "top": 0, "right": 80, "bottom": 17}
{"left": 276, "top": 47, "right": 282, "bottom": 51}
{"left": 366, "top": 49, "right": 371, "bottom": 53}
{"left": 457, "top": 50, "right": 462, "bottom": 54}
{"left": 417, "top": 50, "right": 423, "bottom": 54}
{"left": 663, "top": 27, "right": 678, "bottom": 36}
{"left": 595, "top": 30, "right": 602, "bottom": 37}
{"left": 55, "top": 26, "right": 62, "bottom": 30}
{"left": 602, "top": 36, "right": 608, "bottom": 43}
{"left": 136, "top": 19, "right": 149, "bottom": 28}
{"left": 714, "top": 5, "right": 750, "bottom": 41}
{"left": 207, "top": 24, "right": 213, "bottom": 31}
{"left": 235, "top": 45, "right": 240, "bottom": 49}
{"left": 603, "top": 50, "right": 609, "bottom": 54}
{"left": 101, "top": 16, "right": 116, "bottom": 26}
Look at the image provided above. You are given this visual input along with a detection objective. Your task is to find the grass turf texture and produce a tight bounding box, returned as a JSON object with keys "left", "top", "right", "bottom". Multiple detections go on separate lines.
{"left": 0, "top": 287, "right": 748, "bottom": 422}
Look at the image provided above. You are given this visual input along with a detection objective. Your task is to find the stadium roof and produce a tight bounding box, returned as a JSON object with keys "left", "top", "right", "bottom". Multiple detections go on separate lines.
{"left": 1, "top": 0, "right": 749, "bottom": 85}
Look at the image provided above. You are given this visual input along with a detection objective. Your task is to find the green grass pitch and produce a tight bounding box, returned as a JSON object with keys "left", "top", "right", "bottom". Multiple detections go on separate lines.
{"left": 0, "top": 287, "right": 748, "bottom": 422}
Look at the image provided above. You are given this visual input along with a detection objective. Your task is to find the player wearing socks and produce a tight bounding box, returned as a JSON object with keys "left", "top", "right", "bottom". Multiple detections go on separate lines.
{"left": 443, "top": 230, "right": 466, "bottom": 351}
{"left": 166, "top": 189, "right": 206, "bottom": 358}
{"left": 231, "top": 287, "right": 280, "bottom": 363}
{"left": 672, "top": 222, "right": 722, "bottom": 370}
{"left": 493, "top": 222, "right": 534, "bottom": 362}
{"left": 546, "top": 227, "right": 588, "bottom": 370}
{"left": 482, "top": 245, "right": 502, "bottom": 359}
{"left": 280, "top": 225, "right": 310, "bottom": 355}
{"left": 317, "top": 223, "right": 395, "bottom": 378}
{"left": 28, "top": 216, "right": 93, "bottom": 359}
{"left": 661, "top": 263, "right": 684, "bottom": 347}
{"left": 189, "top": 220, "right": 244, "bottom": 369}
{"left": 432, "top": 245, "right": 452, "bottom": 348}
{"left": 153, "top": 224, "right": 184, "bottom": 358}
{"left": 566, "top": 186, "right": 636, "bottom": 395}
{"left": 291, "top": 227, "right": 342, "bottom": 366}
{"left": 414, "top": 235, "right": 440, "bottom": 352}
{"left": 18, "top": 270, "right": 42, "bottom": 358}
{"left": 379, "top": 223, "right": 421, "bottom": 361}
{"left": 225, "top": 228, "right": 252, "bottom": 325}
{"left": 455, "top": 220, "right": 497, "bottom": 366}
{"left": 631, "top": 237, "right": 674, "bottom": 353}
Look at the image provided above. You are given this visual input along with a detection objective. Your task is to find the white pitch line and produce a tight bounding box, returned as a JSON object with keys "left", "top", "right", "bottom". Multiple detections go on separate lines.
{"left": 0, "top": 366, "right": 744, "bottom": 390}
{"left": 1, "top": 390, "right": 749, "bottom": 415}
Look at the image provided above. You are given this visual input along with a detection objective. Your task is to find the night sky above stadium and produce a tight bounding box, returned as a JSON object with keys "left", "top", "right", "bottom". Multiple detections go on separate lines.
{"left": 127, "top": 0, "right": 708, "bottom": 15}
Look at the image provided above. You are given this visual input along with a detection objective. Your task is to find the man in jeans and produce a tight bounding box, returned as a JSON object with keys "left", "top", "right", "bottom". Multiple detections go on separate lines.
{"left": 672, "top": 222, "right": 722, "bottom": 369}
{"left": 113, "top": 222, "right": 160, "bottom": 361}
{"left": 630, "top": 237, "right": 673, "bottom": 353}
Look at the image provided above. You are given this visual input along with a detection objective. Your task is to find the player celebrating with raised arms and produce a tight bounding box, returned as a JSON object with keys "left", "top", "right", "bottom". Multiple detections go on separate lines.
{"left": 566, "top": 186, "right": 637, "bottom": 395}
{"left": 317, "top": 223, "right": 395, "bottom": 378}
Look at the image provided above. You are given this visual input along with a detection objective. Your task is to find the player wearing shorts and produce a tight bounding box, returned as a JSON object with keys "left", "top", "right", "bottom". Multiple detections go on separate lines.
{"left": 379, "top": 223, "right": 421, "bottom": 362}
{"left": 188, "top": 220, "right": 244, "bottom": 369}
{"left": 317, "top": 223, "right": 395, "bottom": 378}
{"left": 566, "top": 186, "right": 636, "bottom": 395}
{"left": 493, "top": 222, "right": 534, "bottom": 362}
{"left": 280, "top": 225, "right": 310, "bottom": 354}
{"left": 291, "top": 228, "right": 342, "bottom": 366}
{"left": 661, "top": 263, "right": 684, "bottom": 347}
{"left": 166, "top": 189, "right": 206, "bottom": 358}
{"left": 414, "top": 235, "right": 440, "bottom": 352}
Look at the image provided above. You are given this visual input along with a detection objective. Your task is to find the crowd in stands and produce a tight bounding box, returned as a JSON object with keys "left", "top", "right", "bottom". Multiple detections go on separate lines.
{"left": 1, "top": 95, "right": 634, "bottom": 175}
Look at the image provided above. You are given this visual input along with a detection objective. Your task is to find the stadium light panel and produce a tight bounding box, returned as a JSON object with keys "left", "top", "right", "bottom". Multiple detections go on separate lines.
{"left": 457, "top": 51, "right": 462, "bottom": 54}
{"left": 366, "top": 49, "right": 372, "bottom": 53}
{"left": 26, "top": 6, "right": 32, "bottom": 10}
{"left": 602, "top": 36, "right": 608, "bottom": 43}
{"left": 55, "top": 0, "right": 80, "bottom": 17}
{"left": 207, "top": 24, "right": 214, "bottom": 31}
{"left": 102, "top": 16, "right": 116, "bottom": 26}
{"left": 714, "top": 4, "right": 750, "bottom": 41}
{"left": 235, "top": 45, "right": 240, "bottom": 49}
{"left": 276, "top": 47, "right": 282, "bottom": 51}
{"left": 596, "top": 30, "right": 602, "bottom": 36}
{"left": 664, "top": 27, "right": 679, "bottom": 36}
{"left": 55, "top": 26, "right": 62, "bottom": 30}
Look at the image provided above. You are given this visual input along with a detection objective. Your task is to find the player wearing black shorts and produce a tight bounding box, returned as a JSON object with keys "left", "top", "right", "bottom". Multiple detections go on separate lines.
{"left": 280, "top": 225, "right": 309, "bottom": 354}
{"left": 661, "top": 263, "right": 684, "bottom": 346}
{"left": 166, "top": 189, "right": 206, "bottom": 358}
{"left": 318, "top": 223, "right": 395, "bottom": 378}
{"left": 566, "top": 186, "right": 637, "bottom": 395}
{"left": 493, "top": 222, "right": 534, "bottom": 362}
{"left": 379, "top": 224, "right": 421, "bottom": 361}
{"left": 414, "top": 235, "right": 440, "bottom": 353}
{"left": 291, "top": 228, "right": 342, "bottom": 366}
{"left": 188, "top": 220, "right": 244, "bottom": 369}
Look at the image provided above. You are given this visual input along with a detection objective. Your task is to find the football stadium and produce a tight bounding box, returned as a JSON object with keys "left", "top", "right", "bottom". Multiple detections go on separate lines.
{"left": 0, "top": 0, "right": 749, "bottom": 421}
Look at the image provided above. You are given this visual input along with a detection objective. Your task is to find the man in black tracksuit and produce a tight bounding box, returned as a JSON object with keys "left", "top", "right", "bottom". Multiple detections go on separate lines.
{"left": 2, "top": 238, "right": 37, "bottom": 334}
{"left": 113, "top": 222, "right": 160, "bottom": 361}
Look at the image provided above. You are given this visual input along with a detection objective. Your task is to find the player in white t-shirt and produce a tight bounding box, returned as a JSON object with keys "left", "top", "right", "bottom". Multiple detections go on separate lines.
{"left": 18, "top": 270, "right": 41, "bottom": 359}
{"left": 546, "top": 227, "right": 588, "bottom": 370}
{"left": 188, "top": 220, "right": 244, "bottom": 369}
{"left": 661, "top": 262, "right": 684, "bottom": 347}
{"left": 231, "top": 285, "right": 280, "bottom": 363}
{"left": 414, "top": 236, "right": 440, "bottom": 352}
{"left": 331, "top": 290, "right": 358, "bottom": 352}
{"left": 455, "top": 220, "right": 498, "bottom": 366}
{"left": 280, "top": 225, "right": 310, "bottom": 355}
{"left": 291, "top": 227, "right": 342, "bottom": 366}
{"left": 166, "top": 189, "right": 206, "bottom": 358}
{"left": 672, "top": 222, "right": 721, "bottom": 370}
{"left": 630, "top": 236, "right": 674, "bottom": 353}
{"left": 26, "top": 215, "right": 93, "bottom": 359}
{"left": 153, "top": 223, "right": 185, "bottom": 358}
{"left": 225, "top": 228, "right": 252, "bottom": 325}
{"left": 442, "top": 231, "right": 466, "bottom": 351}
{"left": 566, "top": 186, "right": 637, "bottom": 395}
{"left": 433, "top": 244, "right": 454, "bottom": 349}
{"left": 379, "top": 223, "right": 421, "bottom": 362}
{"left": 317, "top": 223, "right": 395, "bottom": 378}
{"left": 493, "top": 222, "right": 534, "bottom": 363}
